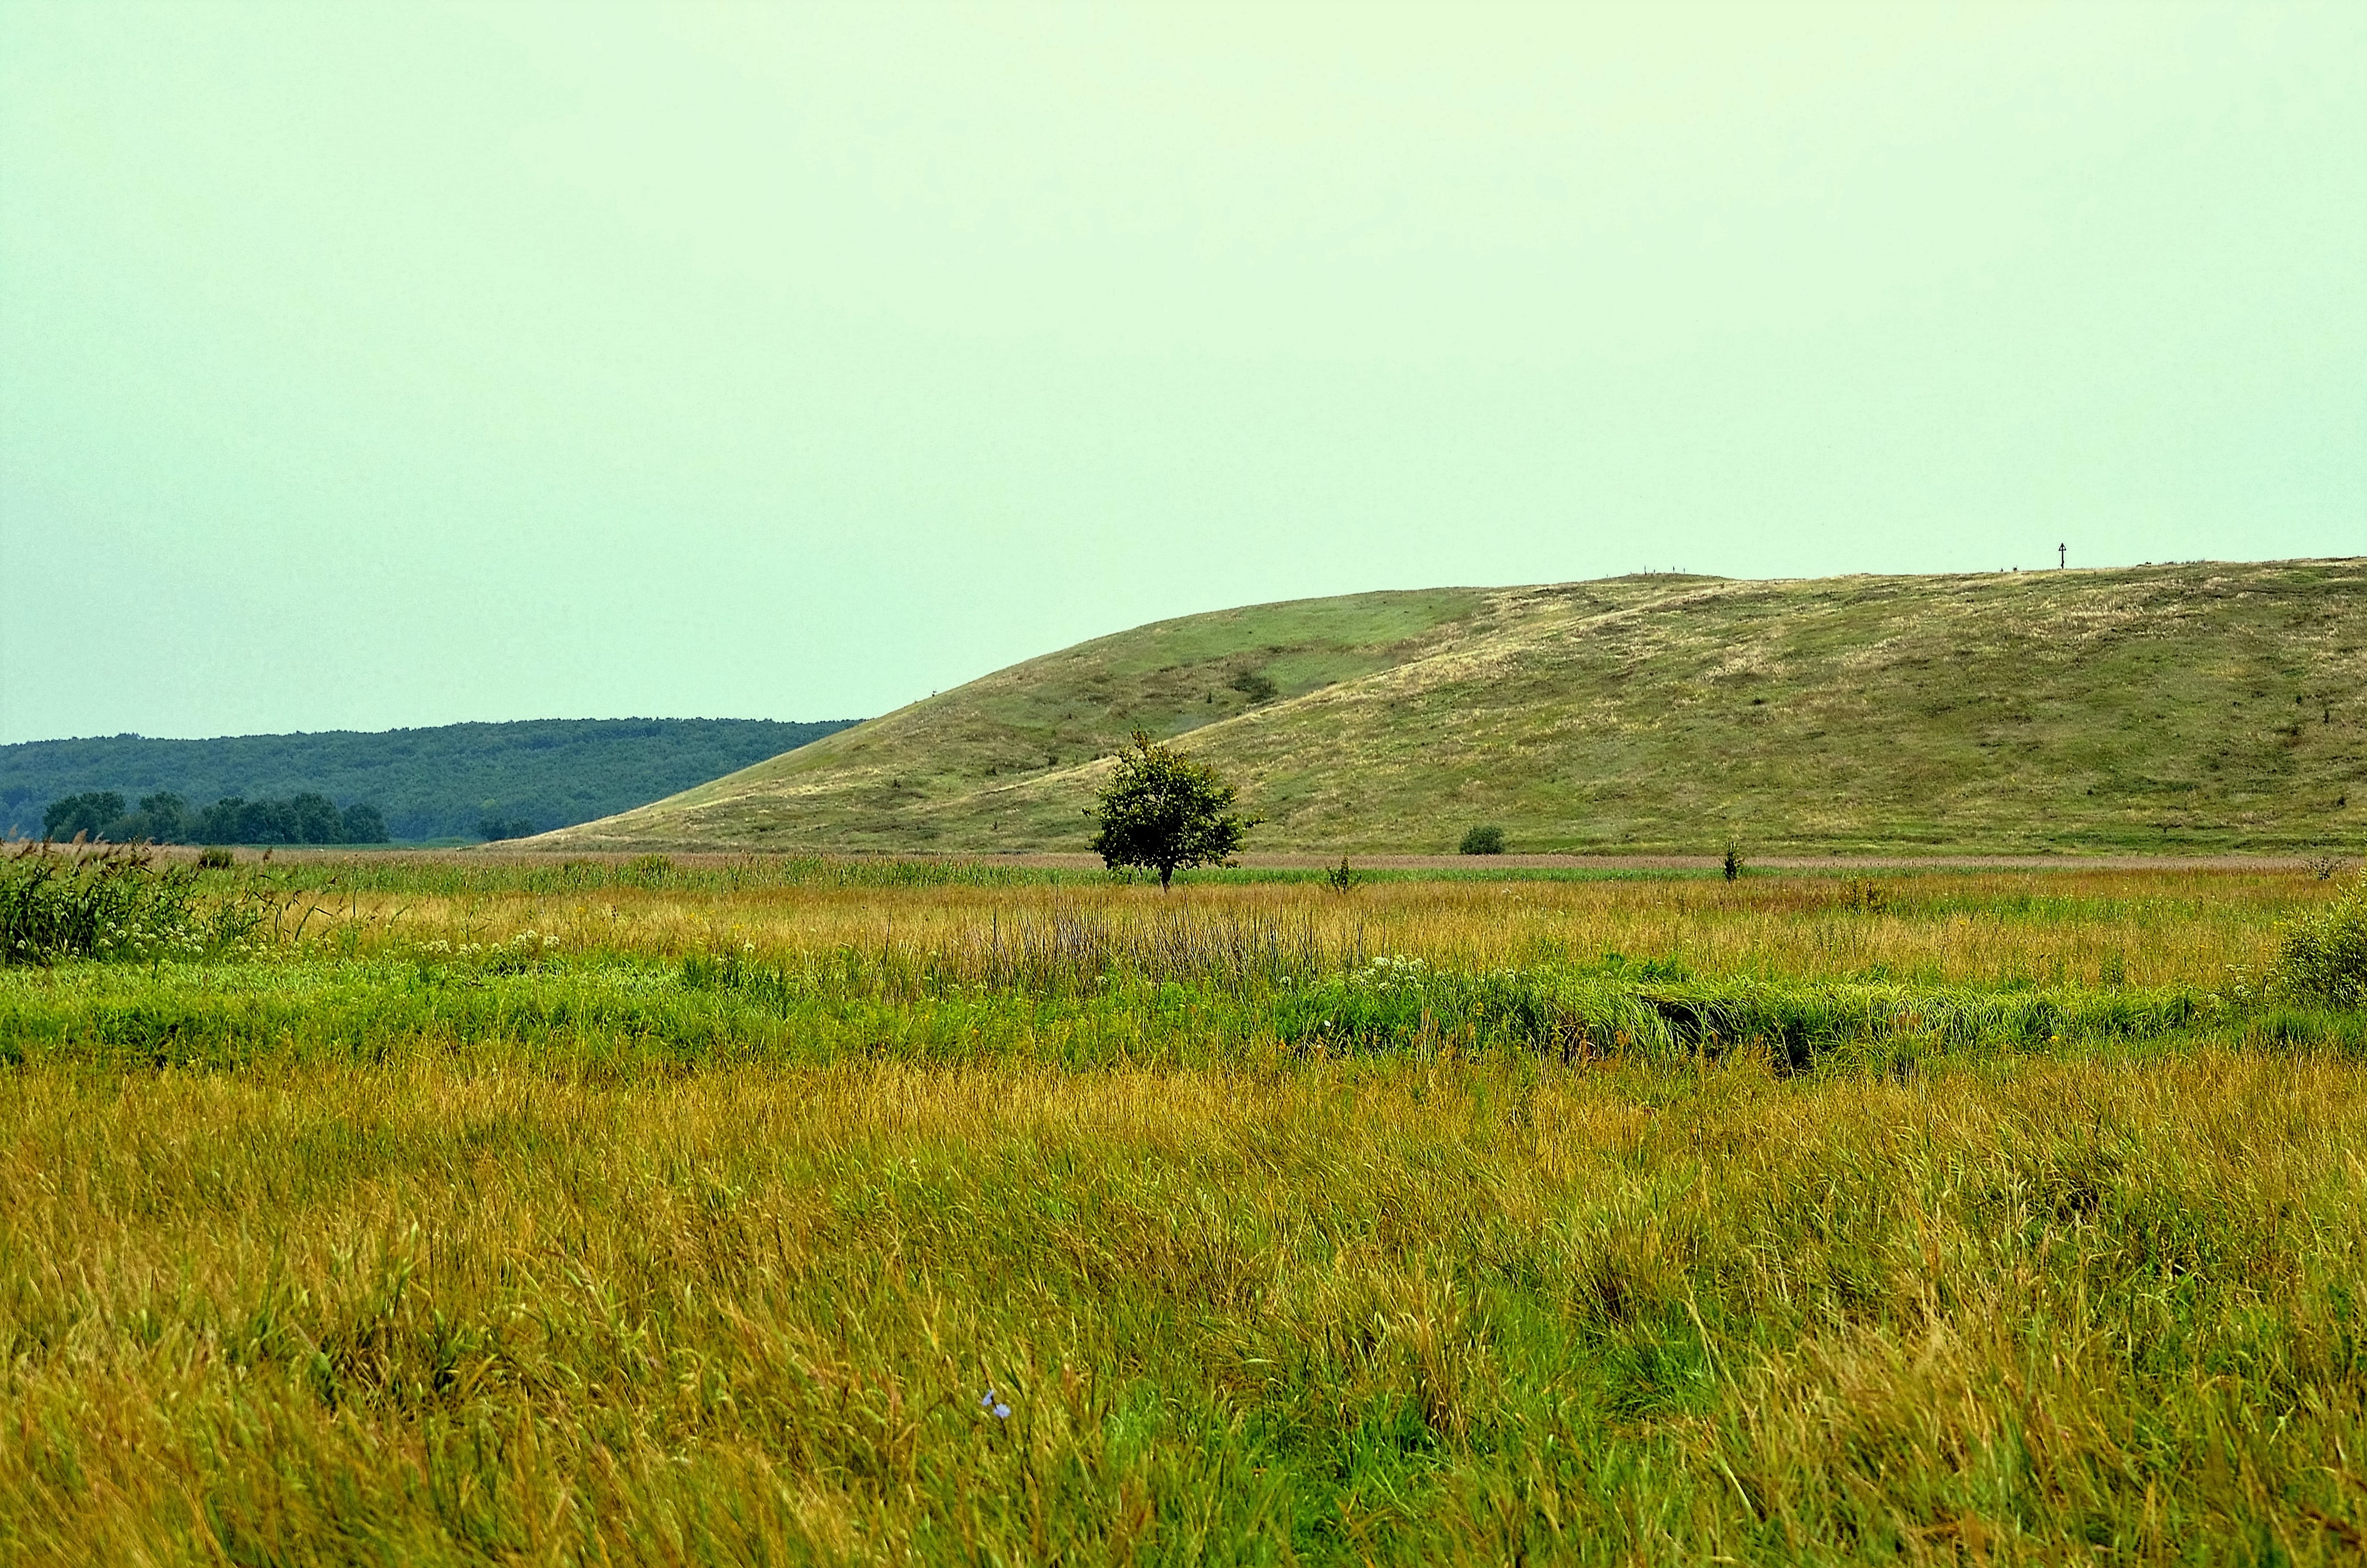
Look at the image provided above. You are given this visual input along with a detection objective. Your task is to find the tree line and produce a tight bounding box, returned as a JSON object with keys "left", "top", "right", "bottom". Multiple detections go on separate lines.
{"left": 41, "top": 791, "right": 388, "bottom": 846}
{"left": 1, "top": 717, "right": 858, "bottom": 842}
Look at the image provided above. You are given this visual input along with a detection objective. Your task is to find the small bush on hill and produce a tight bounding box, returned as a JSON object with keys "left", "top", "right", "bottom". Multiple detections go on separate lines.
{"left": 2272, "top": 875, "right": 2367, "bottom": 1008}
{"left": 1459, "top": 825, "right": 1506, "bottom": 855}
{"left": 1228, "top": 668, "right": 1279, "bottom": 703}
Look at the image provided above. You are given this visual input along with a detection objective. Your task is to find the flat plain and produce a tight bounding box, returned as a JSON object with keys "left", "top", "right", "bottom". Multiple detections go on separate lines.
{"left": 4, "top": 851, "right": 2365, "bottom": 1564}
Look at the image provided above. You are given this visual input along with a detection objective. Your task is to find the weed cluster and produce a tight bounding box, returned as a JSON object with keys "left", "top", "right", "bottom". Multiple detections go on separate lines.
{"left": 1321, "top": 855, "right": 1364, "bottom": 895}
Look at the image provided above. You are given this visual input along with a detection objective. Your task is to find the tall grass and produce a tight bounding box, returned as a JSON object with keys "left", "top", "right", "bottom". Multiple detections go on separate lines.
{"left": 176, "top": 860, "right": 2337, "bottom": 991}
{"left": 3, "top": 862, "right": 2363, "bottom": 1560}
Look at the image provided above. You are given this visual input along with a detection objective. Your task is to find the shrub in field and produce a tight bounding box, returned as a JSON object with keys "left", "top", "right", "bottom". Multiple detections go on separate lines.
{"left": 1459, "top": 824, "right": 1506, "bottom": 855}
{"left": 1835, "top": 878, "right": 1887, "bottom": 912}
{"left": 622, "top": 853, "right": 676, "bottom": 888}
{"left": 0, "top": 843, "right": 202, "bottom": 964}
{"left": 2271, "top": 875, "right": 2367, "bottom": 1008}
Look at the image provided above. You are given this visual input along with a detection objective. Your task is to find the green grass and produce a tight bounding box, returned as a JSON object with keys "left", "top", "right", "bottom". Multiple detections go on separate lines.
{"left": 541, "top": 560, "right": 2367, "bottom": 855}
{"left": 18, "top": 946, "right": 2347, "bottom": 1081}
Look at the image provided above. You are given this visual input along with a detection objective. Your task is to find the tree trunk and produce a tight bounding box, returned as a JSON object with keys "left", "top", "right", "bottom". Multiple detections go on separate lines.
{"left": 1159, "top": 865, "right": 1173, "bottom": 890}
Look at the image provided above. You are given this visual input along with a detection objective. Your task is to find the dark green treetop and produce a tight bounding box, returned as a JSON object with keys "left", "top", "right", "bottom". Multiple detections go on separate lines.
{"left": 1087, "top": 731, "right": 1256, "bottom": 890}
{"left": 43, "top": 792, "right": 124, "bottom": 841}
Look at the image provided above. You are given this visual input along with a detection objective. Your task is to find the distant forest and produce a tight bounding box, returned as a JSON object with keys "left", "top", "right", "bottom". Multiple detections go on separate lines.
{"left": 0, "top": 718, "right": 858, "bottom": 843}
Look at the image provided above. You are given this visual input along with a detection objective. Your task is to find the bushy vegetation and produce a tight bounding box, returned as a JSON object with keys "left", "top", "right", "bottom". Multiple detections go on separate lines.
{"left": 2272, "top": 873, "right": 2367, "bottom": 1008}
{"left": 0, "top": 843, "right": 254, "bottom": 964}
{"left": 1228, "top": 666, "right": 1280, "bottom": 703}
{"left": 3, "top": 860, "right": 2365, "bottom": 1560}
{"left": 2, "top": 716, "right": 857, "bottom": 842}
{"left": 1457, "top": 824, "right": 1505, "bottom": 855}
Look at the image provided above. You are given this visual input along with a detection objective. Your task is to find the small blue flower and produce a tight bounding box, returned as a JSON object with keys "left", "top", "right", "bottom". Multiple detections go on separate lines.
{"left": 993, "top": 1403, "right": 1011, "bottom": 1420}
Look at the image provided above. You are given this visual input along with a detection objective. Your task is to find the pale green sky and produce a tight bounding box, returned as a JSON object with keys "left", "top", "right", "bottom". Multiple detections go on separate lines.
{"left": 2, "top": 1, "right": 2360, "bottom": 743}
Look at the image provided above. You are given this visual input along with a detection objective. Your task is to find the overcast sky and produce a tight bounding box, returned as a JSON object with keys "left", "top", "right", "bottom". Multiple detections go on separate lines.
{"left": 3, "top": 1, "right": 2360, "bottom": 743}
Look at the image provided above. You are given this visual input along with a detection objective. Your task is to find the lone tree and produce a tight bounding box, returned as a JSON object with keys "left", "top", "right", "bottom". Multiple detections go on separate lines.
{"left": 1088, "top": 730, "right": 1255, "bottom": 889}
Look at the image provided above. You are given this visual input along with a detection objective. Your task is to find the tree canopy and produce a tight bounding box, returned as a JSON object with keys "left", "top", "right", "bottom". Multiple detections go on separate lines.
{"left": 1086, "top": 731, "right": 1255, "bottom": 889}
{"left": 40, "top": 790, "right": 390, "bottom": 846}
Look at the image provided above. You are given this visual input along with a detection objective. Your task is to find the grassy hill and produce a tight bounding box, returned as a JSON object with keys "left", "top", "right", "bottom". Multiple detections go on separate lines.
{"left": 1, "top": 718, "right": 857, "bottom": 843}
{"left": 539, "top": 561, "right": 2366, "bottom": 856}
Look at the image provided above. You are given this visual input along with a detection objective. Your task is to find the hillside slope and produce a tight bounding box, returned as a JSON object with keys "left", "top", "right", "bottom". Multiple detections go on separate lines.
{"left": 540, "top": 562, "right": 2365, "bottom": 855}
{"left": 1, "top": 717, "right": 858, "bottom": 843}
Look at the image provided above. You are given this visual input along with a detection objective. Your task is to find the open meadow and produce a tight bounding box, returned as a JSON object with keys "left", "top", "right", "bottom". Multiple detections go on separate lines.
{"left": 4, "top": 851, "right": 2365, "bottom": 1564}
